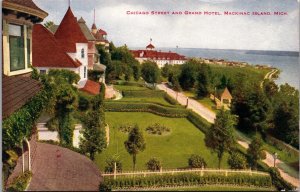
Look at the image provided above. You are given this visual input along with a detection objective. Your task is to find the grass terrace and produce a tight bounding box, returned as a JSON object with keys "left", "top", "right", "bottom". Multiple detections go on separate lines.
{"left": 95, "top": 112, "right": 229, "bottom": 171}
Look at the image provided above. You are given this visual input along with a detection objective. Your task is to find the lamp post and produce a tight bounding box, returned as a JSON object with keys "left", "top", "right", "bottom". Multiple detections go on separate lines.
{"left": 186, "top": 97, "right": 189, "bottom": 108}
{"left": 273, "top": 152, "right": 278, "bottom": 167}
{"left": 176, "top": 92, "right": 178, "bottom": 101}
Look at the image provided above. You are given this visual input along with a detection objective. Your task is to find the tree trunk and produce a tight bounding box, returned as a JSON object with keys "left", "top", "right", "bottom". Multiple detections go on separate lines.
{"left": 90, "top": 151, "right": 95, "bottom": 160}
{"left": 133, "top": 154, "right": 136, "bottom": 171}
{"left": 218, "top": 153, "right": 223, "bottom": 169}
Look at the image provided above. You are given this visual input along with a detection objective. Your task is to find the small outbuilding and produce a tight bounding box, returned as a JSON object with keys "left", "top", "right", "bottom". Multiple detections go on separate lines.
{"left": 210, "top": 87, "right": 233, "bottom": 109}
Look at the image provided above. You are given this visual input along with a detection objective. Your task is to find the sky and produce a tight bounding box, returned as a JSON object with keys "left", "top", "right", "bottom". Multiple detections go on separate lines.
{"left": 33, "top": 0, "right": 299, "bottom": 51}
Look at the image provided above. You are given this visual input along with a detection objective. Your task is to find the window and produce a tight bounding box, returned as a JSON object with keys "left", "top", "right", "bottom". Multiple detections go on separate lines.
{"left": 39, "top": 70, "right": 46, "bottom": 74}
{"left": 81, "top": 48, "right": 85, "bottom": 58}
{"left": 9, "top": 24, "right": 25, "bottom": 71}
{"left": 84, "top": 66, "right": 87, "bottom": 78}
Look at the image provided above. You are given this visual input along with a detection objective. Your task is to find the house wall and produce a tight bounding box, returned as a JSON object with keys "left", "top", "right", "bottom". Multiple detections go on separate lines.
{"left": 75, "top": 43, "right": 88, "bottom": 82}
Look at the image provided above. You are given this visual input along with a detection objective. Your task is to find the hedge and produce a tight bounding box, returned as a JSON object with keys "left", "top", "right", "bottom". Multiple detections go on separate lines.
{"left": 186, "top": 111, "right": 211, "bottom": 134}
{"left": 163, "top": 94, "right": 178, "bottom": 105}
{"left": 103, "top": 173, "right": 272, "bottom": 189}
{"left": 122, "top": 90, "right": 165, "bottom": 98}
{"left": 104, "top": 102, "right": 188, "bottom": 118}
{"left": 265, "top": 135, "right": 299, "bottom": 156}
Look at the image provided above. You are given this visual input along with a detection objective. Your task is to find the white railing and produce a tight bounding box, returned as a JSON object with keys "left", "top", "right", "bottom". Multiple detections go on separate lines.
{"left": 102, "top": 167, "right": 269, "bottom": 179}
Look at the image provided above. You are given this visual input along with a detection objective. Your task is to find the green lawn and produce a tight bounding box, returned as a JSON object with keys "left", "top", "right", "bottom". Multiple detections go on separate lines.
{"left": 119, "top": 97, "right": 176, "bottom": 107}
{"left": 114, "top": 85, "right": 148, "bottom": 91}
{"left": 183, "top": 91, "right": 218, "bottom": 113}
{"left": 95, "top": 112, "right": 229, "bottom": 171}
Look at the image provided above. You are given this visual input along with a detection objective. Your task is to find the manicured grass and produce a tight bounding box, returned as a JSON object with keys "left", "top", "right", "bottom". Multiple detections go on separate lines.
{"left": 119, "top": 97, "right": 175, "bottom": 107}
{"left": 158, "top": 185, "right": 275, "bottom": 191}
{"left": 95, "top": 112, "right": 229, "bottom": 171}
{"left": 196, "top": 98, "right": 218, "bottom": 113}
{"left": 114, "top": 85, "right": 149, "bottom": 91}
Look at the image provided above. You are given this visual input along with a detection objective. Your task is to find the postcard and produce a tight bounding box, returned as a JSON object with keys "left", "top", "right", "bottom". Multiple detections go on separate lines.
{"left": 2, "top": 0, "right": 299, "bottom": 191}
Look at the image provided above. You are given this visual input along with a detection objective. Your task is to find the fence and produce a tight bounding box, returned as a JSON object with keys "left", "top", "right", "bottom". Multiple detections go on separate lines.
{"left": 102, "top": 167, "right": 269, "bottom": 179}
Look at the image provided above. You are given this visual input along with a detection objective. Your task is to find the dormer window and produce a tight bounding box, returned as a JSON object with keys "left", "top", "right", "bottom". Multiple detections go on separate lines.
{"left": 81, "top": 48, "right": 85, "bottom": 58}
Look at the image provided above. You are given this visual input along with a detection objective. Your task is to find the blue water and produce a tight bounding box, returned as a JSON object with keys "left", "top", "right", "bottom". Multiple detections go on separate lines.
{"left": 156, "top": 48, "right": 299, "bottom": 89}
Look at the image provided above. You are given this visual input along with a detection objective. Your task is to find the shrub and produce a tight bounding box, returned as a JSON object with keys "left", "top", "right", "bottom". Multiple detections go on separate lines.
{"left": 118, "top": 124, "right": 135, "bottom": 133}
{"left": 7, "top": 171, "right": 32, "bottom": 191}
{"left": 146, "top": 123, "right": 170, "bottom": 135}
{"left": 105, "top": 158, "right": 123, "bottom": 173}
{"left": 99, "top": 183, "right": 112, "bottom": 192}
{"left": 46, "top": 117, "right": 59, "bottom": 131}
{"left": 228, "top": 151, "right": 248, "bottom": 169}
{"left": 188, "top": 154, "right": 207, "bottom": 168}
{"left": 146, "top": 158, "right": 161, "bottom": 171}
{"left": 78, "top": 95, "right": 90, "bottom": 111}
{"left": 186, "top": 111, "right": 210, "bottom": 134}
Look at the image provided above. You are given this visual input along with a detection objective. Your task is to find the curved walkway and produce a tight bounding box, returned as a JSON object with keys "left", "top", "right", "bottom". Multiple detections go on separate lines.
{"left": 158, "top": 83, "right": 299, "bottom": 188}
{"left": 7, "top": 141, "right": 102, "bottom": 191}
{"left": 260, "top": 69, "right": 278, "bottom": 88}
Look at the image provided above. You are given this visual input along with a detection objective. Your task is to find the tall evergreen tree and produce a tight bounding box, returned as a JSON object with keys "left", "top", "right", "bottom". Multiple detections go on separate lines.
{"left": 205, "top": 109, "right": 236, "bottom": 168}
{"left": 247, "top": 134, "right": 266, "bottom": 169}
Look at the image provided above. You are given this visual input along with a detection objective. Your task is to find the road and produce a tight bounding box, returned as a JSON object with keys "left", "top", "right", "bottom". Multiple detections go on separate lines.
{"left": 157, "top": 83, "right": 299, "bottom": 188}
{"left": 260, "top": 69, "right": 278, "bottom": 88}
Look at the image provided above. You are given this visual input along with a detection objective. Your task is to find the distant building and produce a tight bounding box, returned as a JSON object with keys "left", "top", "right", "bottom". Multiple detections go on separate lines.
{"left": 32, "top": 7, "right": 102, "bottom": 94}
{"left": 131, "top": 42, "right": 187, "bottom": 68}
{"left": 91, "top": 23, "right": 109, "bottom": 51}
{"left": 210, "top": 87, "right": 233, "bottom": 109}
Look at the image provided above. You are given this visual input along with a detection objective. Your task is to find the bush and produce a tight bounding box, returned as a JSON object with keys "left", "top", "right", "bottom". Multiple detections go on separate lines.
{"left": 118, "top": 124, "right": 135, "bottom": 133}
{"left": 46, "top": 117, "right": 59, "bottom": 131}
{"left": 146, "top": 123, "right": 170, "bottom": 135}
{"left": 186, "top": 111, "right": 210, "bottom": 134}
{"left": 7, "top": 171, "right": 32, "bottom": 191}
{"left": 105, "top": 158, "right": 123, "bottom": 173}
{"left": 146, "top": 158, "right": 161, "bottom": 171}
{"left": 228, "top": 151, "right": 248, "bottom": 169}
{"left": 188, "top": 154, "right": 207, "bottom": 168}
{"left": 99, "top": 183, "right": 112, "bottom": 192}
{"left": 78, "top": 95, "right": 90, "bottom": 111}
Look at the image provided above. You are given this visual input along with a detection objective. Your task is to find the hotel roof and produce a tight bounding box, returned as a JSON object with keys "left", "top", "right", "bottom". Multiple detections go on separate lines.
{"left": 131, "top": 50, "right": 186, "bottom": 60}
{"left": 78, "top": 17, "right": 96, "bottom": 41}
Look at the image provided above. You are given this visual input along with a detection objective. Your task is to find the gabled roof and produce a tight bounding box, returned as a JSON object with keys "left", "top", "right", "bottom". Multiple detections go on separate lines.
{"left": 32, "top": 24, "right": 82, "bottom": 68}
{"left": 146, "top": 43, "right": 155, "bottom": 49}
{"left": 98, "top": 29, "right": 107, "bottom": 35}
{"left": 80, "top": 80, "right": 101, "bottom": 95}
{"left": 217, "top": 87, "right": 232, "bottom": 100}
{"left": 78, "top": 17, "right": 96, "bottom": 41}
{"left": 54, "top": 7, "right": 88, "bottom": 52}
{"left": 2, "top": 75, "right": 41, "bottom": 119}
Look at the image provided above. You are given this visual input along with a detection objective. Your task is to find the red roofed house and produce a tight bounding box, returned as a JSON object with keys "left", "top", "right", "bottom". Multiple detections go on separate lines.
{"left": 33, "top": 7, "right": 92, "bottom": 90}
{"left": 131, "top": 41, "right": 187, "bottom": 68}
{"left": 91, "top": 22, "right": 109, "bottom": 51}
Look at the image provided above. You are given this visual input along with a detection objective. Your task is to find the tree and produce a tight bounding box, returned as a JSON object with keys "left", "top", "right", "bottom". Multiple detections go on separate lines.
{"left": 205, "top": 109, "right": 236, "bottom": 168}
{"left": 228, "top": 151, "right": 248, "bottom": 169}
{"left": 80, "top": 95, "right": 107, "bottom": 160}
{"left": 124, "top": 125, "right": 146, "bottom": 170}
{"left": 247, "top": 134, "right": 266, "bottom": 170}
{"left": 44, "top": 21, "right": 54, "bottom": 29}
{"left": 188, "top": 154, "right": 207, "bottom": 168}
{"left": 161, "top": 63, "right": 171, "bottom": 78}
{"left": 141, "top": 61, "right": 160, "bottom": 84}
{"left": 146, "top": 158, "right": 161, "bottom": 171}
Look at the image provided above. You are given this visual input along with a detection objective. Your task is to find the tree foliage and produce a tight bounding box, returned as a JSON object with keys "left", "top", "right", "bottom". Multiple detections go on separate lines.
{"left": 205, "top": 109, "right": 236, "bottom": 168}
{"left": 80, "top": 95, "right": 107, "bottom": 160}
{"left": 124, "top": 125, "right": 146, "bottom": 170}
{"left": 141, "top": 61, "right": 160, "bottom": 84}
{"left": 247, "top": 134, "right": 266, "bottom": 169}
